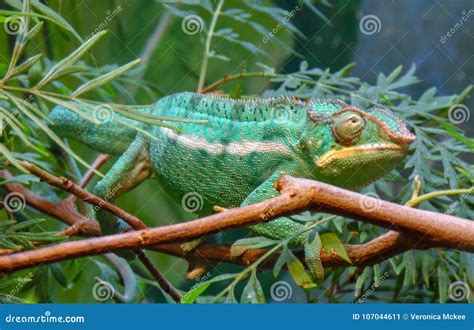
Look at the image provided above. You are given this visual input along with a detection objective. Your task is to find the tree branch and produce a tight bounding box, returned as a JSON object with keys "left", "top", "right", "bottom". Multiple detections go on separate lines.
{"left": 0, "top": 174, "right": 472, "bottom": 273}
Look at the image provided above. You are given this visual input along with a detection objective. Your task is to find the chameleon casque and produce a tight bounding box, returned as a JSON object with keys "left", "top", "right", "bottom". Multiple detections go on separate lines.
{"left": 48, "top": 92, "right": 415, "bottom": 261}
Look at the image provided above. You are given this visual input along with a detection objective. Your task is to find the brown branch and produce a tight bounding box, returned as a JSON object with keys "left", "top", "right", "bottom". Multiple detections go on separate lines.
{"left": 0, "top": 175, "right": 472, "bottom": 273}
{"left": 0, "top": 170, "right": 99, "bottom": 236}
{"left": 134, "top": 250, "right": 182, "bottom": 302}
{"left": 158, "top": 230, "right": 418, "bottom": 268}
{"left": 0, "top": 162, "right": 182, "bottom": 301}
{"left": 77, "top": 154, "right": 111, "bottom": 189}
{"left": 19, "top": 161, "right": 147, "bottom": 231}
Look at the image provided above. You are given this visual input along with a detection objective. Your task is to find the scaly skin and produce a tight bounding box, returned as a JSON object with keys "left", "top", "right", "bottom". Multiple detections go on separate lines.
{"left": 49, "top": 92, "right": 415, "bottom": 247}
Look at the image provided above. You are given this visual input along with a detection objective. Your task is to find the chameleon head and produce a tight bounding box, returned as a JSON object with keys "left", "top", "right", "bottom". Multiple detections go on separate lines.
{"left": 307, "top": 99, "right": 415, "bottom": 188}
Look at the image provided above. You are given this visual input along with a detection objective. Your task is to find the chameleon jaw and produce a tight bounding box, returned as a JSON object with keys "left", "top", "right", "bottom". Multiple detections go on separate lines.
{"left": 315, "top": 142, "right": 408, "bottom": 177}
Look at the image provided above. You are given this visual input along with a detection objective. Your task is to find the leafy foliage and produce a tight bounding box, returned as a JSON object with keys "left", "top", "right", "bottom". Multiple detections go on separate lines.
{"left": 0, "top": 219, "right": 64, "bottom": 251}
{"left": 0, "top": 0, "right": 472, "bottom": 304}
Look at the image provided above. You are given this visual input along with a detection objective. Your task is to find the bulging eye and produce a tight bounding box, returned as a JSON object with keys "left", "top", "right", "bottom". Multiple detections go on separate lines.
{"left": 332, "top": 113, "right": 365, "bottom": 145}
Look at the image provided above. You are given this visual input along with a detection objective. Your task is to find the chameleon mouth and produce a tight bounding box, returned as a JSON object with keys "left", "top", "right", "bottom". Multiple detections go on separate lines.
{"left": 315, "top": 143, "right": 408, "bottom": 169}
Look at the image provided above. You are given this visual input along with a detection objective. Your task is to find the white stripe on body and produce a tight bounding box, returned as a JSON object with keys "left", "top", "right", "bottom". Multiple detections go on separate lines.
{"left": 161, "top": 128, "right": 293, "bottom": 157}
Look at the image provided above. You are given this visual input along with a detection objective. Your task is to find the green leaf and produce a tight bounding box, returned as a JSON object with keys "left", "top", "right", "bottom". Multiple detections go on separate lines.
{"left": 50, "top": 264, "right": 69, "bottom": 288}
{"left": 241, "top": 271, "right": 265, "bottom": 303}
{"left": 320, "top": 232, "right": 351, "bottom": 263}
{"left": 355, "top": 267, "right": 371, "bottom": 294}
{"left": 35, "top": 30, "right": 107, "bottom": 88}
{"left": 30, "top": 0, "right": 83, "bottom": 42}
{"left": 230, "top": 236, "right": 276, "bottom": 257}
{"left": 72, "top": 59, "right": 141, "bottom": 97}
{"left": 286, "top": 249, "right": 317, "bottom": 289}
{"left": 10, "top": 53, "right": 42, "bottom": 77}
{"left": 5, "top": 219, "right": 44, "bottom": 232}
{"left": 432, "top": 116, "right": 474, "bottom": 149}
{"left": 421, "top": 252, "right": 432, "bottom": 288}
{"left": 0, "top": 174, "right": 39, "bottom": 185}
{"left": 0, "top": 238, "right": 20, "bottom": 250}
{"left": 0, "top": 143, "right": 27, "bottom": 172}
{"left": 181, "top": 281, "right": 212, "bottom": 304}
{"left": 437, "top": 266, "right": 448, "bottom": 303}
{"left": 273, "top": 245, "right": 289, "bottom": 278}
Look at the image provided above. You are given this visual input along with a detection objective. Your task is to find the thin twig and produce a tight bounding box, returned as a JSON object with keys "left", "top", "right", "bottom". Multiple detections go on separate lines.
{"left": 197, "top": 0, "right": 225, "bottom": 92}
{"left": 201, "top": 72, "right": 283, "bottom": 93}
{"left": 135, "top": 250, "right": 182, "bottom": 303}
{"left": 19, "top": 161, "right": 148, "bottom": 230}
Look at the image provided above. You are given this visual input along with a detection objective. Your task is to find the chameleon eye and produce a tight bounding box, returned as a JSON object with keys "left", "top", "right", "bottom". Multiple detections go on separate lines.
{"left": 332, "top": 113, "right": 365, "bottom": 145}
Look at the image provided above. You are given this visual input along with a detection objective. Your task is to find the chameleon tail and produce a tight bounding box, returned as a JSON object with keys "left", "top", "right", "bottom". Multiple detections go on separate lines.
{"left": 48, "top": 105, "right": 141, "bottom": 155}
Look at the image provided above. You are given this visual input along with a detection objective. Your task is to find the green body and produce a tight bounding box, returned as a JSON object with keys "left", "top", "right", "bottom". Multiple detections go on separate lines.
{"left": 49, "top": 92, "right": 415, "bottom": 243}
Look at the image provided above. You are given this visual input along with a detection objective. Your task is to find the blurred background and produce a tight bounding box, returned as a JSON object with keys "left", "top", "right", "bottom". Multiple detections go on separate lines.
{"left": 0, "top": 0, "right": 472, "bottom": 303}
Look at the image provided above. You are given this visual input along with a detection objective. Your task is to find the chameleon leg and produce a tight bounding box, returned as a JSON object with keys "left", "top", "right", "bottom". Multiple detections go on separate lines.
{"left": 92, "top": 134, "right": 152, "bottom": 235}
{"left": 242, "top": 172, "right": 308, "bottom": 246}
{"left": 240, "top": 172, "right": 324, "bottom": 280}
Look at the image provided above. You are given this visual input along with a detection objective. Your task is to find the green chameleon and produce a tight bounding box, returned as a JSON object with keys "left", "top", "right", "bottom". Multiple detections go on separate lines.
{"left": 49, "top": 92, "right": 415, "bottom": 270}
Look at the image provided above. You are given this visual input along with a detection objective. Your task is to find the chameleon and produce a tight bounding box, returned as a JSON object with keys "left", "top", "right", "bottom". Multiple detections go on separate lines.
{"left": 48, "top": 92, "right": 415, "bottom": 269}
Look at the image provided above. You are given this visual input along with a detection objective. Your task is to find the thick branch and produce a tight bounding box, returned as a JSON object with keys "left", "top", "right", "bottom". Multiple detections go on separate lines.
{"left": 0, "top": 175, "right": 472, "bottom": 273}
{"left": 158, "top": 230, "right": 419, "bottom": 268}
